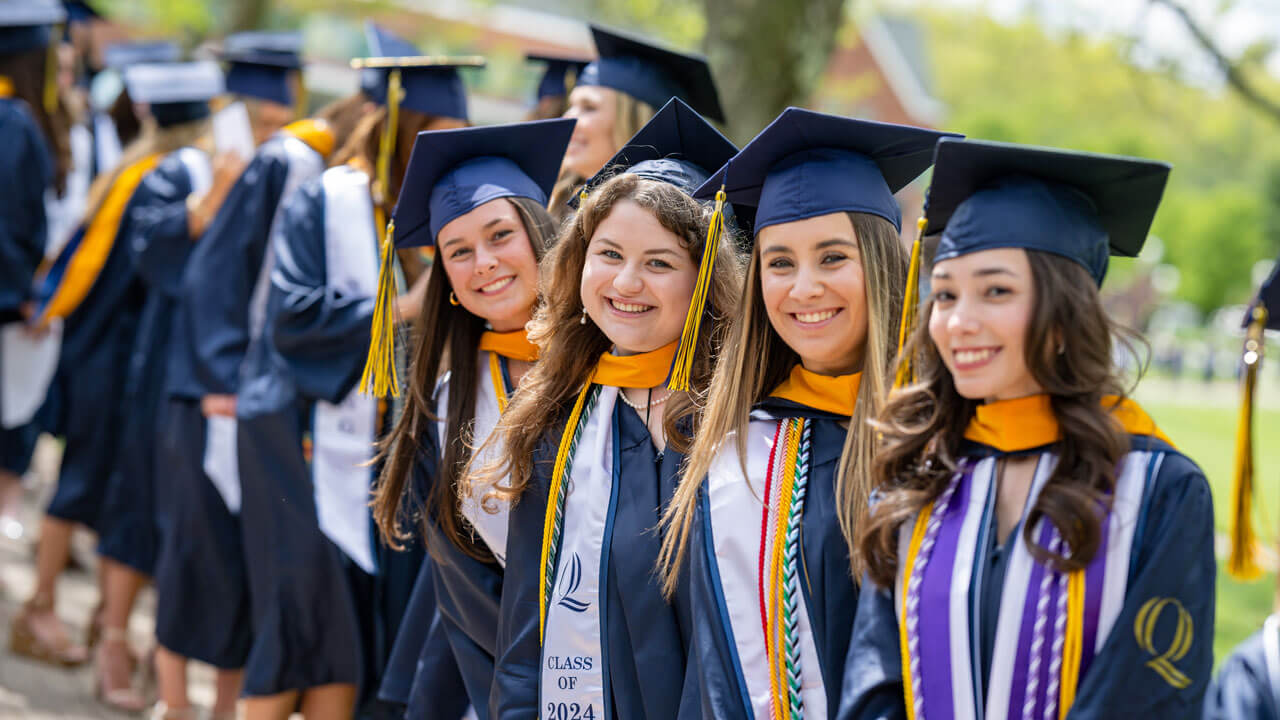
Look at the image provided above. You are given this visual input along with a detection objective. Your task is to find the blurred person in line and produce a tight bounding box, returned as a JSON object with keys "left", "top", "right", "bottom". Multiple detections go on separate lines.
{"left": 841, "top": 139, "right": 1215, "bottom": 719}
{"left": 1203, "top": 258, "right": 1280, "bottom": 720}
{"left": 0, "top": 0, "right": 78, "bottom": 663}
{"left": 103, "top": 34, "right": 299, "bottom": 718}
{"left": 471, "top": 97, "right": 742, "bottom": 720}
{"left": 0, "top": 0, "right": 71, "bottom": 542}
{"left": 657, "top": 109, "right": 956, "bottom": 720}
{"left": 523, "top": 52, "right": 588, "bottom": 121}
{"left": 369, "top": 118, "right": 573, "bottom": 720}
{"left": 546, "top": 24, "right": 724, "bottom": 223}
{"left": 232, "top": 53, "right": 479, "bottom": 720}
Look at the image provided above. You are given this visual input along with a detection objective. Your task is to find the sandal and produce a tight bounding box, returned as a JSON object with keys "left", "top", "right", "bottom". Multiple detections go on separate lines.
{"left": 94, "top": 627, "right": 149, "bottom": 712}
{"left": 8, "top": 594, "right": 89, "bottom": 667}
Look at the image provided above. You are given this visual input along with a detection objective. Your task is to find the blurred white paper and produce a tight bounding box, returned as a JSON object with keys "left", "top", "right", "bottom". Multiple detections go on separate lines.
{"left": 203, "top": 415, "right": 241, "bottom": 513}
{"left": 212, "top": 101, "right": 255, "bottom": 161}
{"left": 2, "top": 320, "right": 61, "bottom": 429}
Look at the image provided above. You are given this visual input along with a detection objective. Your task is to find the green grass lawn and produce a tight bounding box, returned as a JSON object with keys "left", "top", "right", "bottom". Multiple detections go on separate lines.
{"left": 1138, "top": 383, "right": 1280, "bottom": 664}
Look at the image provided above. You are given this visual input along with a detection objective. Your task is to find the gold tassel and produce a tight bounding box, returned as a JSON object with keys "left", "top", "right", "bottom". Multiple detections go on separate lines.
{"left": 359, "top": 69, "right": 403, "bottom": 398}
{"left": 1229, "top": 304, "right": 1267, "bottom": 579}
{"left": 43, "top": 25, "right": 60, "bottom": 115}
{"left": 893, "top": 216, "right": 927, "bottom": 389}
{"left": 668, "top": 187, "right": 725, "bottom": 391}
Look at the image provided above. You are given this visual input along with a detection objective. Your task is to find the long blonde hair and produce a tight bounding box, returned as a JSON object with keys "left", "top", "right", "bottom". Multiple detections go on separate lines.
{"left": 466, "top": 172, "right": 743, "bottom": 506}
{"left": 658, "top": 212, "right": 909, "bottom": 595}
{"left": 83, "top": 116, "right": 211, "bottom": 223}
{"left": 547, "top": 91, "right": 655, "bottom": 223}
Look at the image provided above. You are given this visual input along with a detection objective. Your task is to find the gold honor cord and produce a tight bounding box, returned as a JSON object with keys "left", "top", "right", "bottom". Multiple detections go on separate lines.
{"left": 359, "top": 69, "right": 404, "bottom": 397}
{"left": 1229, "top": 303, "right": 1268, "bottom": 578}
{"left": 669, "top": 187, "right": 726, "bottom": 391}
{"left": 893, "top": 216, "right": 927, "bottom": 390}
{"left": 1134, "top": 597, "right": 1194, "bottom": 690}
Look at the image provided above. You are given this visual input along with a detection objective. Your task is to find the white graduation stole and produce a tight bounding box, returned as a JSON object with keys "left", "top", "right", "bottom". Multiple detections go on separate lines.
{"left": 451, "top": 351, "right": 512, "bottom": 566}
{"left": 707, "top": 411, "right": 827, "bottom": 719}
{"left": 307, "top": 165, "right": 379, "bottom": 574}
{"left": 540, "top": 386, "right": 617, "bottom": 720}
{"left": 205, "top": 135, "right": 328, "bottom": 515}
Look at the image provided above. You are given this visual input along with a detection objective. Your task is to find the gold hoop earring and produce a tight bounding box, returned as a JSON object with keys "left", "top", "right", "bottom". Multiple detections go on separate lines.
{"left": 449, "top": 291, "right": 460, "bottom": 306}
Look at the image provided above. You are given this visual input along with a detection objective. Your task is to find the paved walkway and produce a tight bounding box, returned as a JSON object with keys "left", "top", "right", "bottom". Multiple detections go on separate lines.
{"left": 0, "top": 438, "right": 215, "bottom": 719}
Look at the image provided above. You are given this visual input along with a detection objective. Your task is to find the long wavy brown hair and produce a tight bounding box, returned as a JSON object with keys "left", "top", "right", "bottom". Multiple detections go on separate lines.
{"left": 860, "top": 250, "right": 1133, "bottom": 589}
{"left": 658, "top": 212, "right": 908, "bottom": 595}
{"left": 467, "top": 172, "right": 743, "bottom": 506}
{"left": 372, "top": 197, "right": 558, "bottom": 560}
{"left": 1, "top": 45, "right": 71, "bottom": 193}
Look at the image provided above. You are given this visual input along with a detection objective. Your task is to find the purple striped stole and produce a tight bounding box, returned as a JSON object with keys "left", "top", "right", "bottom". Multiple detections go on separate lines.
{"left": 896, "top": 451, "right": 1157, "bottom": 720}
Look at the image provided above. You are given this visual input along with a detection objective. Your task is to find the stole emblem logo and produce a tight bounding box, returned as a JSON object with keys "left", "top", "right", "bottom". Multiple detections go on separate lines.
{"left": 1133, "top": 596, "right": 1193, "bottom": 689}
{"left": 557, "top": 552, "right": 590, "bottom": 613}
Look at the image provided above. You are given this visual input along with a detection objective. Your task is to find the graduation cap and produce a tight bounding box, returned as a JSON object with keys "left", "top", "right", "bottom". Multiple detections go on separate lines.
{"left": 350, "top": 55, "right": 484, "bottom": 121}
{"left": 221, "top": 31, "right": 303, "bottom": 107}
{"left": 0, "top": 0, "right": 64, "bottom": 54}
{"left": 124, "top": 60, "right": 224, "bottom": 127}
{"left": 927, "top": 137, "right": 1171, "bottom": 287}
{"left": 578, "top": 24, "right": 723, "bottom": 123}
{"left": 361, "top": 22, "right": 419, "bottom": 102}
{"left": 526, "top": 52, "right": 591, "bottom": 101}
{"left": 393, "top": 117, "right": 575, "bottom": 249}
{"left": 573, "top": 97, "right": 737, "bottom": 210}
{"left": 694, "top": 107, "right": 957, "bottom": 234}
{"left": 103, "top": 41, "right": 181, "bottom": 69}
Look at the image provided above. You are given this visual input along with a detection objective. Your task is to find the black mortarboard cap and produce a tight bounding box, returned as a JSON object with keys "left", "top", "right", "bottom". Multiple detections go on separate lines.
{"left": 221, "top": 31, "right": 302, "bottom": 107}
{"left": 928, "top": 137, "right": 1171, "bottom": 285}
{"left": 124, "top": 60, "right": 223, "bottom": 127}
{"left": 694, "top": 107, "right": 958, "bottom": 234}
{"left": 526, "top": 52, "right": 591, "bottom": 101}
{"left": 0, "top": 0, "right": 64, "bottom": 54}
{"left": 350, "top": 55, "right": 484, "bottom": 121}
{"left": 578, "top": 24, "right": 723, "bottom": 122}
{"left": 393, "top": 118, "right": 575, "bottom": 247}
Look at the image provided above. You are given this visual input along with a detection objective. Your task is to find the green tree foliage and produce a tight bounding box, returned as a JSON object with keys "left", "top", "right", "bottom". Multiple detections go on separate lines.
{"left": 921, "top": 10, "right": 1280, "bottom": 312}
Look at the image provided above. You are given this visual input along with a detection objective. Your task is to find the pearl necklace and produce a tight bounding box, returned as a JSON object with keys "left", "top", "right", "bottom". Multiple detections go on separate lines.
{"left": 617, "top": 387, "right": 672, "bottom": 412}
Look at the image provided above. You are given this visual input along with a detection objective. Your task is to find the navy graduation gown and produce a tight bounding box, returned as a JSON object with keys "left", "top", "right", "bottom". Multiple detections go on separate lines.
{"left": 491, "top": 400, "right": 697, "bottom": 720}
{"left": 681, "top": 398, "right": 856, "bottom": 720}
{"left": 96, "top": 151, "right": 200, "bottom": 572}
{"left": 118, "top": 149, "right": 253, "bottom": 668}
{"left": 838, "top": 436, "right": 1216, "bottom": 720}
{"left": 0, "top": 96, "right": 51, "bottom": 319}
{"left": 235, "top": 174, "right": 384, "bottom": 700}
{"left": 0, "top": 96, "right": 53, "bottom": 474}
{"left": 1205, "top": 622, "right": 1280, "bottom": 720}
{"left": 166, "top": 132, "right": 325, "bottom": 399}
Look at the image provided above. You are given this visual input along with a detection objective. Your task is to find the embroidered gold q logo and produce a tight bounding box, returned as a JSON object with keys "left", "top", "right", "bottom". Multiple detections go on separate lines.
{"left": 1133, "top": 597, "right": 1193, "bottom": 689}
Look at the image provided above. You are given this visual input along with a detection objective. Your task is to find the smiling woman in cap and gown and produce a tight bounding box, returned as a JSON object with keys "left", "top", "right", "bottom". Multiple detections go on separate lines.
{"left": 232, "top": 51, "right": 480, "bottom": 720}
{"left": 840, "top": 138, "right": 1215, "bottom": 720}
{"left": 656, "top": 108, "right": 957, "bottom": 720}
{"left": 367, "top": 117, "right": 574, "bottom": 720}
{"left": 469, "top": 96, "right": 741, "bottom": 720}
{"left": 547, "top": 24, "right": 723, "bottom": 221}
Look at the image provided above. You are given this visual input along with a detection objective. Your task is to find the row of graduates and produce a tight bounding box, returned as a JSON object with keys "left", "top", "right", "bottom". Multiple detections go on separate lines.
{"left": 0, "top": 1, "right": 1240, "bottom": 719}
{"left": 352, "top": 28, "right": 1224, "bottom": 720}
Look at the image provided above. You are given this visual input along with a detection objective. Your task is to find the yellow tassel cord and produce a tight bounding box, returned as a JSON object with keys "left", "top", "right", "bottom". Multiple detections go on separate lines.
{"left": 538, "top": 381, "right": 595, "bottom": 642}
{"left": 359, "top": 69, "right": 404, "bottom": 397}
{"left": 42, "top": 25, "right": 59, "bottom": 114}
{"left": 893, "top": 216, "right": 927, "bottom": 389}
{"left": 669, "top": 187, "right": 726, "bottom": 391}
{"left": 1229, "top": 304, "right": 1268, "bottom": 579}
{"left": 1058, "top": 569, "right": 1086, "bottom": 719}
{"left": 897, "top": 502, "right": 933, "bottom": 720}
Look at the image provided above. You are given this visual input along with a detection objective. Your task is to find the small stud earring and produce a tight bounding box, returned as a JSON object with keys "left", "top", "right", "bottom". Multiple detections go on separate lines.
{"left": 580, "top": 306, "right": 589, "bottom": 325}
{"left": 1057, "top": 341, "right": 1066, "bottom": 355}
{"left": 449, "top": 291, "right": 460, "bottom": 306}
